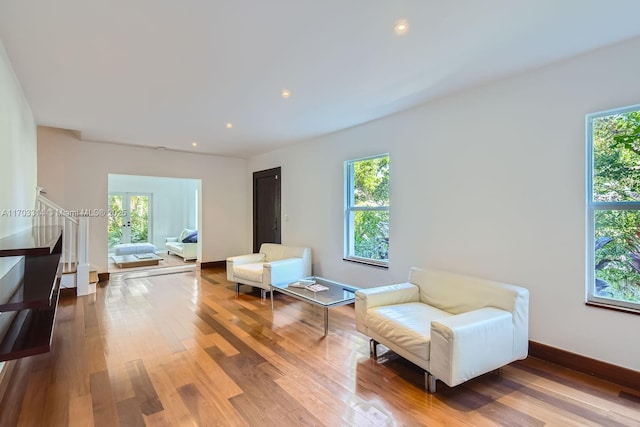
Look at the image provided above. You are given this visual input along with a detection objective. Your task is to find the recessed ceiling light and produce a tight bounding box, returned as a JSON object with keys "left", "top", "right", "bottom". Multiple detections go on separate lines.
{"left": 281, "top": 89, "right": 291, "bottom": 99}
{"left": 191, "top": 142, "right": 198, "bottom": 147}
{"left": 394, "top": 19, "right": 409, "bottom": 35}
{"left": 226, "top": 122, "right": 233, "bottom": 129}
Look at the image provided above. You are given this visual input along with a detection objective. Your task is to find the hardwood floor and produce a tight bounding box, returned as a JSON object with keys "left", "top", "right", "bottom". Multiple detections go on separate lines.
{"left": 1, "top": 267, "right": 639, "bottom": 426}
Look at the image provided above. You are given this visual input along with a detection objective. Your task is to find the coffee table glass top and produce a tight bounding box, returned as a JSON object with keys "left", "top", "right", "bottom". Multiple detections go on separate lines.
{"left": 271, "top": 276, "right": 359, "bottom": 307}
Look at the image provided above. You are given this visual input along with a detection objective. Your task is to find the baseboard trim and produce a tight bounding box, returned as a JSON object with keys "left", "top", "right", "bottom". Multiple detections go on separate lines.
{"left": 200, "top": 260, "right": 225, "bottom": 269}
{"left": 529, "top": 340, "right": 640, "bottom": 391}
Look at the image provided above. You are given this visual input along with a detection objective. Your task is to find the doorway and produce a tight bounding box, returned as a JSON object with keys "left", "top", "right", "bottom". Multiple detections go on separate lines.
{"left": 253, "top": 167, "right": 281, "bottom": 252}
{"left": 107, "top": 174, "right": 201, "bottom": 276}
{"left": 108, "top": 192, "right": 152, "bottom": 249}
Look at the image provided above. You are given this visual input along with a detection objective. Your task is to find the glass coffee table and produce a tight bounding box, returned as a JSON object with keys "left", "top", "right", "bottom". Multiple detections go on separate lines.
{"left": 270, "top": 276, "right": 359, "bottom": 336}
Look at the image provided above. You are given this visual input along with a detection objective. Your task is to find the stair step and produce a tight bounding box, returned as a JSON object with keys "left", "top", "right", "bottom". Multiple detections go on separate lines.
{"left": 61, "top": 262, "right": 77, "bottom": 275}
{"left": 60, "top": 262, "right": 98, "bottom": 284}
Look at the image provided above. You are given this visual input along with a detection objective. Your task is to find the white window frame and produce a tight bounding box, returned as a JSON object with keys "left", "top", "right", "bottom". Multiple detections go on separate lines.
{"left": 344, "top": 153, "right": 389, "bottom": 267}
{"left": 587, "top": 104, "right": 640, "bottom": 313}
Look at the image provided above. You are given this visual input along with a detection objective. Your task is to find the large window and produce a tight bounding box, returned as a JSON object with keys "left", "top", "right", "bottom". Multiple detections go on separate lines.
{"left": 345, "top": 154, "right": 389, "bottom": 267}
{"left": 108, "top": 193, "right": 151, "bottom": 250}
{"left": 588, "top": 105, "right": 640, "bottom": 312}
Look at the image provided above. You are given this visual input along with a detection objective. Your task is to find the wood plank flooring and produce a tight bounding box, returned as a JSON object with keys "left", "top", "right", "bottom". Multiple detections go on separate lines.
{"left": 1, "top": 267, "right": 639, "bottom": 426}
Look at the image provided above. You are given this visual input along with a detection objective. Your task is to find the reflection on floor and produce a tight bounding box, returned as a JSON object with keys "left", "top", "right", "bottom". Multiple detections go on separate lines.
{"left": 108, "top": 252, "right": 196, "bottom": 279}
{"left": 3, "top": 267, "right": 636, "bottom": 426}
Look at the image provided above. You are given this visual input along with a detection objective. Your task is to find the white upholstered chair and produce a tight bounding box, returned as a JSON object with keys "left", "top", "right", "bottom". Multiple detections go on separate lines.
{"left": 355, "top": 267, "right": 529, "bottom": 392}
{"left": 226, "top": 243, "right": 312, "bottom": 298}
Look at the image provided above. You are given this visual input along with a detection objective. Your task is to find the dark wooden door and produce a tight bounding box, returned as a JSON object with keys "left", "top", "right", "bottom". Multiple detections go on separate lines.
{"left": 253, "top": 167, "right": 281, "bottom": 252}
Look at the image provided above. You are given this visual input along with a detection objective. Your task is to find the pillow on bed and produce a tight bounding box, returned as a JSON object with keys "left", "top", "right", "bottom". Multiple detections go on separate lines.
{"left": 182, "top": 230, "right": 198, "bottom": 243}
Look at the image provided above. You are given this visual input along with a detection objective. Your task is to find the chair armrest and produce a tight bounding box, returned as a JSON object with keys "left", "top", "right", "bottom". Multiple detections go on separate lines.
{"left": 226, "top": 253, "right": 265, "bottom": 266}
{"left": 354, "top": 283, "right": 419, "bottom": 334}
{"left": 430, "top": 307, "right": 514, "bottom": 387}
{"left": 165, "top": 237, "right": 178, "bottom": 243}
{"left": 355, "top": 283, "right": 419, "bottom": 309}
{"left": 263, "top": 258, "right": 304, "bottom": 284}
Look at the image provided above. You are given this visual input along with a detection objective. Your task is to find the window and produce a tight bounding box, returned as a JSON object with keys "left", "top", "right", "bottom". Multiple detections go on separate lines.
{"left": 345, "top": 154, "right": 389, "bottom": 267}
{"left": 588, "top": 105, "right": 640, "bottom": 312}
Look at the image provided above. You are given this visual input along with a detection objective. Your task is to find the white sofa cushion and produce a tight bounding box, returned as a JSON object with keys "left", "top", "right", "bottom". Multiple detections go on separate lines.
{"left": 165, "top": 241, "right": 179, "bottom": 251}
{"left": 368, "top": 302, "right": 452, "bottom": 361}
{"left": 410, "top": 267, "right": 522, "bottom": 315}
{"left": 233, "top": 262, "right": 266, "bottom": 283}
{"left": 262, "top": 243, "right": 287, "bottom": 262}
{"left": 355, "top": 283, "right": 420, "bottom": 335}
{"left": 261, "top": 243, "right": 311, "bottom": 266}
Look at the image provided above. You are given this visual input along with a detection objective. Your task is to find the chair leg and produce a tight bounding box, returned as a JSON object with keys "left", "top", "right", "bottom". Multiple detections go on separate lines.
{"left": 261, "top": 289, "right": 266, "bottom": 300}
{"left": 369, "top": 339, "right": 378, "bottom": 358}
{"left": 426, "top": 373, "right": 436, "bottom": 393}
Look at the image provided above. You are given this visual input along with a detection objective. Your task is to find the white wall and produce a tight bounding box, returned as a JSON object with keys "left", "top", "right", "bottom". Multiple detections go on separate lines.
{"left": 0, "top": 40, "right": 37, "bottom": 237}
{"left": 108, "top": 174, "right": 199, "bottom": 251}
{"left": 37, "top": 126, "right": 248, "bottom": 272}
{"left": 248, "top": 36, "right": 640, "bottom": 371}
{"left": 0, "top": 38, "right": 37, "bottom": 380}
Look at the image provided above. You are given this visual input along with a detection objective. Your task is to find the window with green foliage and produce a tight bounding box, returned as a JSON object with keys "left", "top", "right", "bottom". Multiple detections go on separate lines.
{"left": 345, "top": 154, "right": 389, "bottom": 266}
{"left": 107, "top": 193, "right": 150, "bottom": 250}
{"left": 588, "top": 105, "right": 640, "bottom": 312}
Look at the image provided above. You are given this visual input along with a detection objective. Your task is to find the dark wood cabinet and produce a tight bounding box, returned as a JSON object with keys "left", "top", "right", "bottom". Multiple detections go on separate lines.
{"left": 0, "top": 226, "right": 62, "bottom": 361}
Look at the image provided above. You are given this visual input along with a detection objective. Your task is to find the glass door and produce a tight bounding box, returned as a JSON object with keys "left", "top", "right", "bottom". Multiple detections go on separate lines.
{"left": 108, "top": 193, "right": 152, "bottom": 250}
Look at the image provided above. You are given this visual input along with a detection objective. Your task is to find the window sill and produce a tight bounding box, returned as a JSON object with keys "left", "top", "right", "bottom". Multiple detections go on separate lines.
{"left": 343, "top": 257, "right": 388, "bottom": 269}
{"left": 585, "top": 301, "right": 640, "bottom": 316}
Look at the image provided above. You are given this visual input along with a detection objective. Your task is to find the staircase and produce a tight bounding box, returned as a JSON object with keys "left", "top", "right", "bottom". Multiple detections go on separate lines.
{"left": 34, "top": 188, "right": 98, "bottom": 295}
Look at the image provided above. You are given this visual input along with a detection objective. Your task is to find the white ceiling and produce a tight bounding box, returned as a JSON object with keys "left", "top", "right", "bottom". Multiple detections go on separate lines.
{"left": 1, "top": 0, "right": 640, "bottom": 158}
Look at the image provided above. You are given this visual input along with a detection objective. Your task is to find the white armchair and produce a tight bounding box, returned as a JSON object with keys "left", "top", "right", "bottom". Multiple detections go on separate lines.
{"left": 226, "top": 243, "right": 312, "bottom": 298}
{"left": 355, "top": 267, "right": 529, "bottom": 392}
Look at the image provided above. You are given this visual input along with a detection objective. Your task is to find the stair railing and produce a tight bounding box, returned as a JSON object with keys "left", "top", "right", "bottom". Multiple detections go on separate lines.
{"left": 34, "top": 188, "right": 92, "bottom": 295}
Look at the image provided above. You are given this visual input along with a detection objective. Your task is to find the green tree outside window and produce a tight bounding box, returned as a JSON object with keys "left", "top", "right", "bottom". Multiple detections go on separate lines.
{"left": 346, "top": 155, "right": 389, "bottom": 263}
{"left": 591, "top": 109, "right": 640, "bottom": 305}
